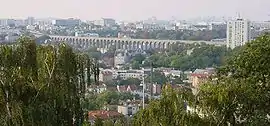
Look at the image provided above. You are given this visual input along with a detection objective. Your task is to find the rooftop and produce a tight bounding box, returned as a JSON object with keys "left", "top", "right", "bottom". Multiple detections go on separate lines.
{"left": 88, "top": 110, "right": 122, "bottom": 120}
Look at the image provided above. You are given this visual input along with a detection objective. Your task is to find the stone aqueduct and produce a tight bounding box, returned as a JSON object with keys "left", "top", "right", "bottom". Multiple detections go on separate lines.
{"left": 49, "top": 35, "right": 225, "bottom": 50}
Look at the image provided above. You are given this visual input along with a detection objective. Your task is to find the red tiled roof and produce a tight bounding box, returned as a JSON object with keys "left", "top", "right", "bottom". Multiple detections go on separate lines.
{"left": 88, "top": 110, "right": 122, "bottom": 120}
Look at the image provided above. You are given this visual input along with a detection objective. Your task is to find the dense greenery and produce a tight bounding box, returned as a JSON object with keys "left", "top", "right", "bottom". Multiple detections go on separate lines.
{"left": 130, "top": 54, "right": 146, "bottom": 69}
{"left": 198, "top": 33, "right": 270, "bottom": 125}
{"left": 133, "top": 34, "right": 270, "bottom": 125}
{"left": 82, "top": 91, "right": 138, "bottom": 111}
{"left": 118, "top": 78, "right": 141, "bottom": 86}
{"left": 145, "top": 71, "right": 168, "bottom": 85}
{"left": 138, "top": 44, "right": 233, "bottom": 71}
{"left": 0, "top": 37, "right": 98, "bottom": 125}
{"left": 133, "top": 85, "right": 212, "bottom": 126}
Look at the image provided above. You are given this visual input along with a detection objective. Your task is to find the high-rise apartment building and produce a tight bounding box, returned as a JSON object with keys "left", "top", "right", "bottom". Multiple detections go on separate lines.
{"left": 25, "top": 17, "right": 35, "bottom": 25}
{"left": 226, "top": 18, "right": 251, "bottom": 49}
{"left": 94, "top": 18, "right": 116, "bottom": 27}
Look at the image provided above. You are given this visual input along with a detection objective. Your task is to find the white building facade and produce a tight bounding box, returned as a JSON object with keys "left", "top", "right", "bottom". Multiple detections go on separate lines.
{"left": 226, "top": 18, "right": 251, "bottom": 49}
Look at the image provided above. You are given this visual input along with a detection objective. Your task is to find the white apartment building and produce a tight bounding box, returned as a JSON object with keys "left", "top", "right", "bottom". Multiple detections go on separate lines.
{"left": 94, "top": 18, "right": 116, "bottom": 27}
{"left": 226, "top": 18, "right": 251, "bottom": 49}
{"left": 117, "top": 70, "right": 144, "bottom": 80}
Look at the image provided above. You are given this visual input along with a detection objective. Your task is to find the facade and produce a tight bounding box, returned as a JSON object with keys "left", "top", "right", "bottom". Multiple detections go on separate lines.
{"left": 75, "top": 32, "right": 99, "bottom": 37}
{"left": 117, "top": 70, "right": 144, "bottom": 80}
{"left": 152, "top": 83, "right": 162, "bottom": 95}
{"left": 25, "top": 17, "right": 35, "bottom": 26}
{"left": 114, "top": 50, "right": 130, "bottom": 67}
{"left": 209, "top": 23, "right": 227, "bottom": 30}
{"left": 94, "top": 18, "right": 116, "bottom": 27}
{"left": 191, "top": 74, "right": 210, "bottom": 89}
{"left": 0, "top": 19, "right": 16, "bottom": 26}
{"left": 117, "top": 104, "right": 140, "bottom": 116}
{"left": 99, "top": 70, "right": 113, "bottom": 82}
{"left": 50, "top": 35, "right": 225, "bottom": 51}
{"left": 14, "top": 19, "right": 24, "bottom": 26}
{"left": 191, "top": 68, "right": 215, "bottom": 88}
{"left": 52, "top": 19, "right": 80, "bottom": 27}
{"left": 26, "top": 25, "right": 36, "bottom": 30}
{"left": 226, "top": 18, "right": 251, "bottom": 49}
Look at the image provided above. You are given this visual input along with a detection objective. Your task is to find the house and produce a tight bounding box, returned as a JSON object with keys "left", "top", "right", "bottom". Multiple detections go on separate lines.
{"left": 88, "top": 110, "right": 123, "bottom": 125}
{"left": 117, "top": 84, "right": 138, "bottom": 93}
{"left": 114, "top": 50, "right": 130, "bottom": 68}
{"left": 191, "top": 68, "right": 215, "bottom": 88}
{"left": 191, "top": 74, "right": 211, "bottom": 88}
{"left": 99, "top": 70, "right": 113, "bottom": 82}
{"left": 117, "top": 101, "right": 141, "bottom": 117}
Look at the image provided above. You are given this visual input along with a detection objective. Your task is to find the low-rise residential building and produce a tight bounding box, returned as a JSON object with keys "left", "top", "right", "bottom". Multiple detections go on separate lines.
{"left": 99, "top": 70, "right": 113, "bottom": 82}
{"left": 117, "top": 103, "right": 141, "bottom": 117}
{"left": 191, "top": 68, "right": 215, "bottom": 88}
{"left": 191, "top": 74, "right": 211, "bottom": 88}
{"left": 114, "top": 50, "right": 130, "bottom": 68}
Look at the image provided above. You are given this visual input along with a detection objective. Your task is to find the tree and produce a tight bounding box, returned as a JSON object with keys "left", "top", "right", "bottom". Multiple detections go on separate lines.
{"left": 145, "top": 71, "right": 167, "bottom": 85}
{"left": 132, "top": 54, "right": 145, "bottom": 64}
{"left": 86, "top": 47, "right": 102, "bottom": 60}
{"left": 119, "top": 78, "right": 141, "bottom": 86}
{"left": 103, "top": 119, "right": 114, "bottom": 126}
{"left": 94, "top": 118, "right": 103, "bottom": 126}
{"left": 131, "top": 60, "right": 140, "bottom": 69}
{"left": 197, "top": 34, "right": 270, "bottom": 125}
{"left": 0, "top": 37, "right": 98, "bottom": 125}
{"left": 133, "top": 85, "right": 213, "bottom": 126}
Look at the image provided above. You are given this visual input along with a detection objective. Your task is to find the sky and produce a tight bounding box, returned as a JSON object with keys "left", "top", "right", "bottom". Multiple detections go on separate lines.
{"left": 0, "top": 0, "right": 270, "bottom": 21}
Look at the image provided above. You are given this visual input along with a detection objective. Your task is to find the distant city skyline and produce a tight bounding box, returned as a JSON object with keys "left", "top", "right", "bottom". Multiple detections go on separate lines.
{"left": 0, "top": 0, "right": 270, "bottom": 21}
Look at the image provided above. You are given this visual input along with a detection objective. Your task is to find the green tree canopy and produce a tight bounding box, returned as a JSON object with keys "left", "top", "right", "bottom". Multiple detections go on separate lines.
{"left": 0, "top": 37, "right": 98, "bottom": 125}
{"left": 134, "top": 34, "right": 270, "bottom": 125}
{"left": 197, "top": 33, "right": 270, "bottom": 125}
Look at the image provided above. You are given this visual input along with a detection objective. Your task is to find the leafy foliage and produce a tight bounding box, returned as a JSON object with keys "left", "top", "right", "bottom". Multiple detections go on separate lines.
{"left": 133, "top": 85, "right": 213, "bottom": 126}
{"left": 0, "top": 37, "right": 98, "bottom": 125}
{"left": 197, "top": 33, "right": 270, "bottom": 125}
{"left": 142, "top": 44, "right": 232, "bottom": 71}
{"left": 119, "top": 78, "right": 141, "bottom": 86}
{"left": 133, "top": 34, "right": 270, "bottom": 125}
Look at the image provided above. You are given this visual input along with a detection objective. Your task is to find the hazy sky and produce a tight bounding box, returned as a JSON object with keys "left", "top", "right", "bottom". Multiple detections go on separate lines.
{"left": 0, "top": 0, "right": 270, "bottom": 21}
